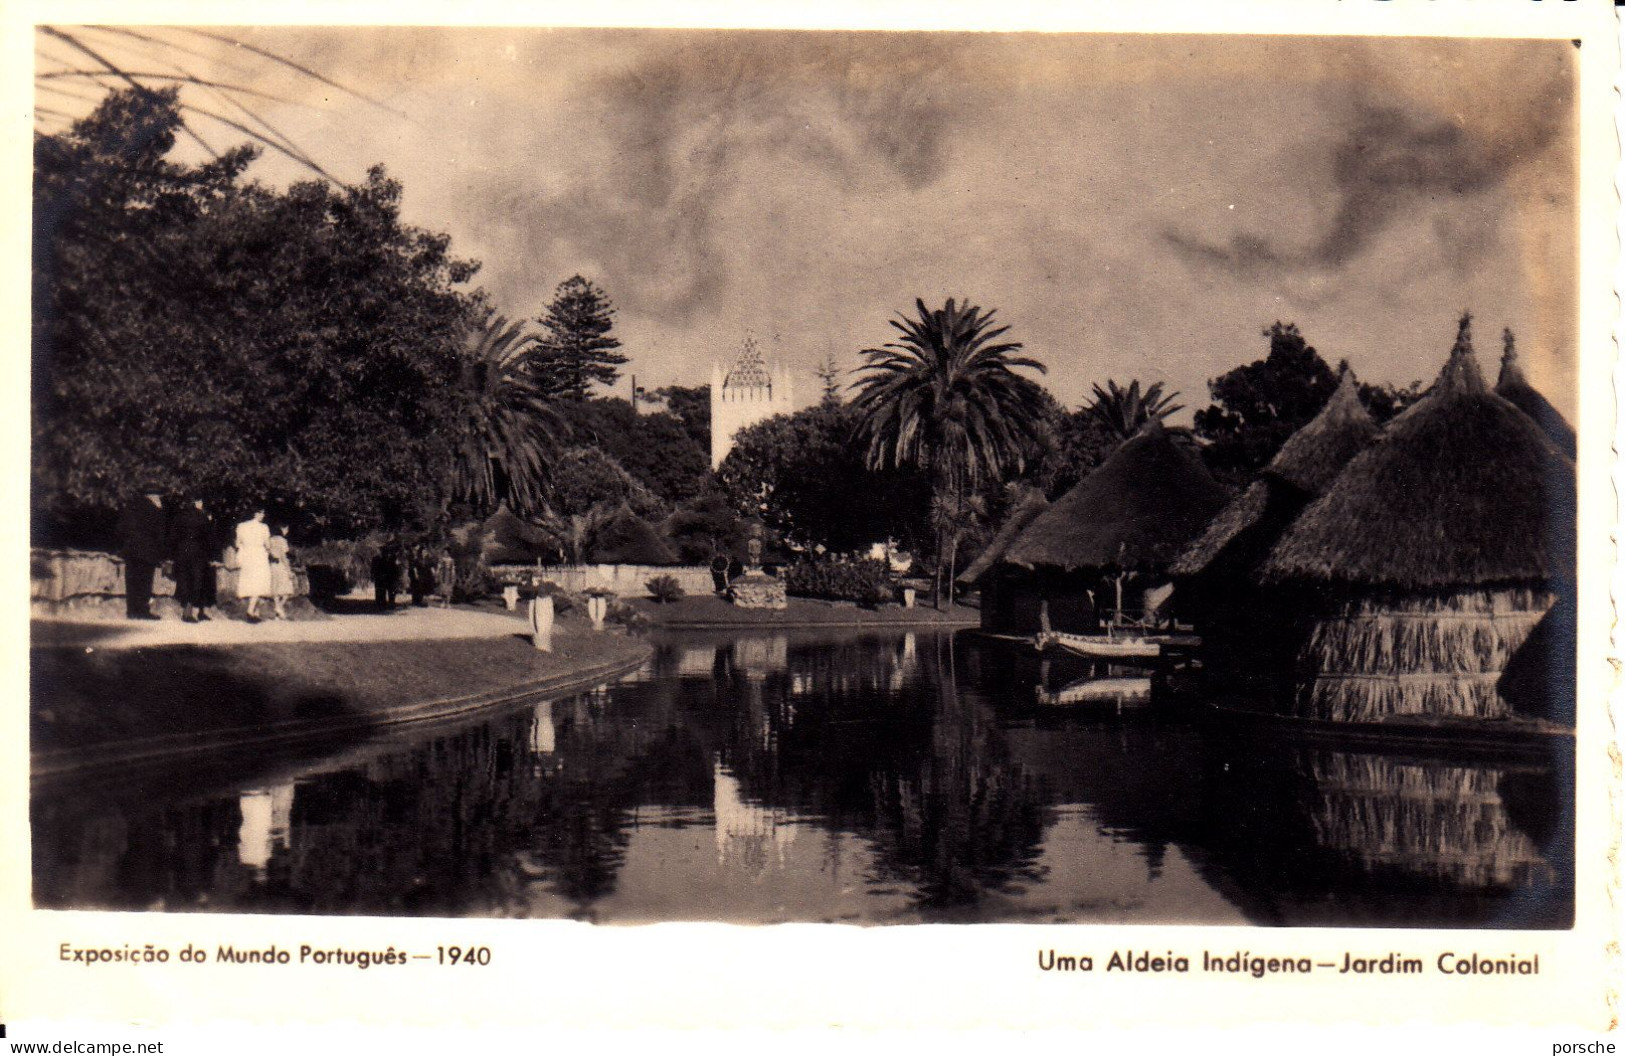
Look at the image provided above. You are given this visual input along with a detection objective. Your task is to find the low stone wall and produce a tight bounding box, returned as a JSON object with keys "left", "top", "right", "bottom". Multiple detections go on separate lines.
{"left": 31, "top": 548, "right": 308, "bottom": 617}
{"left": 502, "top": 564, "right": 717, "bottom": 599}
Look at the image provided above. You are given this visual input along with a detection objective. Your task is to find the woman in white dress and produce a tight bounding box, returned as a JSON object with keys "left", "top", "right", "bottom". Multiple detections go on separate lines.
{"left": 266, "top": 522, "right": 294, "bottom": 620}
{"left": 234, "top": 507, "right": 272, "bottom": 623}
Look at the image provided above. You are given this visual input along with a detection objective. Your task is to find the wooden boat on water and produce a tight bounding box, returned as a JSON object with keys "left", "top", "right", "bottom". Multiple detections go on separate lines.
{"left": 1035, "top": 629, "right": 1199, "bottom": 661}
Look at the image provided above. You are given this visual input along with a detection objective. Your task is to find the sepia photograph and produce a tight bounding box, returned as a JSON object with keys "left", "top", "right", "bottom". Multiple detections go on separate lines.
{"left": 7, "top": 1, "right": 1619, "bottom": 1040}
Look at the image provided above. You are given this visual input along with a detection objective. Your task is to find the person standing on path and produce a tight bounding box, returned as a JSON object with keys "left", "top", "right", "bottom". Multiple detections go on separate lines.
{"left": 234, "top": 507, "right": 272, "bottom": 623}
{"left": 436, "top": 548, "right": 457, "bottom": 608}
{"left": 169, "top": 493, "right": 214, "bottom": 623}
{"left": 267, "top": 522, "right": 294, "bottom": 620}
{"left": 116, "top": 483, "right": 167, "bottom": 620}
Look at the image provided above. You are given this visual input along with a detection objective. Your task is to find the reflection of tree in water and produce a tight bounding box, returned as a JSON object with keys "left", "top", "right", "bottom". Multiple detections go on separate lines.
{"left": 721, "top": 633, "right": 1050, "bottom": 917}
{"left": 863, "top": 640, "right": 1049, "bottom": 916}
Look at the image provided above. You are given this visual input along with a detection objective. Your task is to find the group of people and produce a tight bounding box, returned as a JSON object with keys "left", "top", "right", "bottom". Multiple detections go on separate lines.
{"left": 370, "top": 537, "right": 458, "bottom": 610}
{"left": 115, "top": 483, "right": 294, "bottom": 624}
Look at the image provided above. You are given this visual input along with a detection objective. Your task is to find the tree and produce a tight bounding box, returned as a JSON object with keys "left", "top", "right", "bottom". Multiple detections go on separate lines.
{"left": 1193, "top": 322, "right": 1340, "bottom": 485}
{"left": 531, "top": 275, "right": 627, "bottom": 401}
{"left": 851, "top": 298, "right": 1049, "bottom": 604}
{"left": 32, "top": 88, "right": 482, "bottom": 543}
{"left": 665, "top": 489, "right": 751, "bottom": 564}
{"left": 555, "top": 398, "right": 709, "bottom": 507}
{"left": 718, "top": 402, "right": 930, "bottom": 555}
{"left": 815, "top": 352, "right": 844, "bottom": 405}
{"left": 650, "top": 384, "right": 711, "bottom": 452}
{"left": 1083, "top": 380, "right": 1183, "bottom": 442}
{"left": 536, "top": 446, "right": 664, "bottom": 563}
{"left": 448, "top": 314, "right": 569, "bottom": 516}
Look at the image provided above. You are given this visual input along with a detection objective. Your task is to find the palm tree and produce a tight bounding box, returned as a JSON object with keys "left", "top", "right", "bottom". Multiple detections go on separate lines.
{"left": 852, "top": 297, "right": 1049, "bottom": 605}
{"left": 1084, "top": 379, "right": 1183, "bottom": 441}
{"left": 450, "top": 314, "right": 569, "bottom": 516}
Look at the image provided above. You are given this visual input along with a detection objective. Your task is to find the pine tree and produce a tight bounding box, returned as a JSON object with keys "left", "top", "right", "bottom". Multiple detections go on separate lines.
{"left": 815, "top": 352, "right": 844, "bottom": 405}
{"left": 532, "top": 276, "right": 627, "bottom": 400}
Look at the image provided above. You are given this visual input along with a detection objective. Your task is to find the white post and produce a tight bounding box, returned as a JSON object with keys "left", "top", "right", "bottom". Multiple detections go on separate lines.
{"left": 529, "top": 595, "right": 554, "bottom": 652}
{"left": 587, "top": 594, "right": 608, "bottom": 631}
{"left": 502, "top": 584, "right": 519, "bottom": 611}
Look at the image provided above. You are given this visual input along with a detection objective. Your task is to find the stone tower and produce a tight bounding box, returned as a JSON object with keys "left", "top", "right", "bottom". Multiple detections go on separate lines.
{"left": 710, "top": 335, "right": 794, "bottom": 469}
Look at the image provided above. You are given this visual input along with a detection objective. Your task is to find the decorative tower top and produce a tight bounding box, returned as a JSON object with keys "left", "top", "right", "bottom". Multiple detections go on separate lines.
{"left": 724, "top": 335, "right": 773, "bottom": 390}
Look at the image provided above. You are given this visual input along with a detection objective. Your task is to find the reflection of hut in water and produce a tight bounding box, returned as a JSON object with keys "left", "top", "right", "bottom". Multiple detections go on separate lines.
{"left": 237, "top": 784, "right": 296, "bottom": 875}
{"left": 712, "top": 758, "right": 795, "bottom": 876}
{"left": 1300, "top": 749, "right": 1556, "bottom": 890}
{"left": 985, "top": 423, "right": 1228, "bottom": 635}
{"left": 1173, "top": 369, "right": 1378, "bottom": 695}
{"left": 1260, "top": 315, "right": 1575, "bottom": 723}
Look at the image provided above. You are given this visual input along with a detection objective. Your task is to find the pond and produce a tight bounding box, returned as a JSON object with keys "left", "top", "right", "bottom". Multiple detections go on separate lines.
{"left": 31, "top": 628, "right": 1573, "bottom": 926}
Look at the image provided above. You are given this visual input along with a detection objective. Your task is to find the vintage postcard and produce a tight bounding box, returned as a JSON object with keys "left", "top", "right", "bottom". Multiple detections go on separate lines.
{"left": 1, "top": 0, "right": 1618, "bottom": 1046}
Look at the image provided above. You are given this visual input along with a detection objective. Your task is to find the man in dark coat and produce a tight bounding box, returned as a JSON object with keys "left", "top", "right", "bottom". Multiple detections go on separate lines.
{"left": 116, "top": 483, "right": 166, "bottom": 619}
{"left": 169, "top": 493, "right": 214, "bottom": 623}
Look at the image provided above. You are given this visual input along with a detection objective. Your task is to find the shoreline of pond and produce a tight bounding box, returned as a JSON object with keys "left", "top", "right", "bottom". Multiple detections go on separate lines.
{"left": 632, "top": 594, "right": 980, "bottom": 629}
{"left": 31, "top": 618, "right": 653, "bottom": 782}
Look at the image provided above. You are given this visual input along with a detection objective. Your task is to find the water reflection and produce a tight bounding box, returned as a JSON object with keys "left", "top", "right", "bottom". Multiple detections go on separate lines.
{"left": 32, "top": 629, "right": 1571, "bottom": 926}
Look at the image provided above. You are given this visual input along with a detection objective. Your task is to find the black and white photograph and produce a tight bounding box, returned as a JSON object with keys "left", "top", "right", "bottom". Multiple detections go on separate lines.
{"left": 7, "top": 1, "right": 1619, "bottom": 1040}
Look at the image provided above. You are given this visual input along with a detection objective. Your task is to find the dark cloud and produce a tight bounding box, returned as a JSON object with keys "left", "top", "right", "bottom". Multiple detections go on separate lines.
{"left": 1166, "top": 82, "right": 1570, "bottom": 280}
{"left": 532, "top": 33, "right": 962, "bottom": 320}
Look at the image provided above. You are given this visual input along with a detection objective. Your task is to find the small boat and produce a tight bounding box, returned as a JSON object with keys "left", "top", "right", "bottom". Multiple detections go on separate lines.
{"left": 1036, "top": 675, "right": 1152, "bottom": 709}
{"left": 1034, "top": 630, "right": 1198, "bottom": 660}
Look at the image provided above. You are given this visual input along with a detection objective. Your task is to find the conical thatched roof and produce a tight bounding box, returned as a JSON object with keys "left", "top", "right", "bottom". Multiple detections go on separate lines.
{"left": 1495, "top": 328, "right": 1576, "bottom": 462}
{"left": 1001, "top": 421, "right": 1227, "bottom": 573}
{"left": 1265, "top": 369, "right": 1380, "bottom": 494}
{"left": 481, "top": 504, "right": 556, "bottom": 564}
{"left": 1262, "top": 314, "right": 1575, "bottom": 590}
{"left": 588, "top": 504, "right": 678, "bottom": 565}
{"left": 957, "top": 488, "right": 1049, "bottom": 584}
{"left": 1172, "top": 370, "right": 1377, "bottom": 578}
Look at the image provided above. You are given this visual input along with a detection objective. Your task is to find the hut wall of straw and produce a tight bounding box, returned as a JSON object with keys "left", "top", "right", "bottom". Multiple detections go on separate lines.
{"left": 1301, "top": 749, "right": 1555, "bottom": 889}
{"left": 1294, "top": 588, "right": 1554, "bottom": 721}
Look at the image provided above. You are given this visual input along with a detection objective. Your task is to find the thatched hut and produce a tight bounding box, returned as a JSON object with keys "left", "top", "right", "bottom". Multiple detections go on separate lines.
{"left": 1496, "top": 328, "right": 1576, "bottom": 462}
{"left": 1260, "top": 314, "right": 1575, "bottom": 723}
{"left": 956, "top": 488, "right": 1049, "bottom": 632}
{"left": 587, "top": 504, "right": 678, "bottom": 565}
{"left": 480, "top": 504, "right": 557, "bottom": 564}
{"left": 1172, "top": 370, "right": 1379, "bottom": 691}
{"left": 984, "top": 421, "right": 1227, "bottom": 635}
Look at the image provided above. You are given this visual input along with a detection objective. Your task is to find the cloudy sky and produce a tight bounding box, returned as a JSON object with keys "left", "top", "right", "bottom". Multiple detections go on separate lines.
{"left": 35, "top": 27, "right": 1579, "bottom": 419}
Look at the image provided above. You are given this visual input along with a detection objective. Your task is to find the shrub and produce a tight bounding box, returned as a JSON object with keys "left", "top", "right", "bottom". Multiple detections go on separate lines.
{"left": 784, "top": 556, "right": 894, "bottom": 606}
{"left": 646, "top": 574, "right": 685, "bottom": 604}
{"left": 294, "top": 539, "right": 378, "bottom": 587}
{"left": 453, "top": 562, "right": 498, "bottom": 603}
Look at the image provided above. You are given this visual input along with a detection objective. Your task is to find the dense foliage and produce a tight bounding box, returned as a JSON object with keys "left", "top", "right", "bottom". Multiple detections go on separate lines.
{"left": 646, "top": 574, "right": 686, "bottom": 603}
{"left": 784, "top": 555, "right": 895, "bottom": 605}
{"left": 557, "top": 398, "right": 709, "bottom": 506}
{"left": 33, "top": 88, "right": 482, "bottom": 544}
{"left": 450, "top": 314, "right": 568, "bottom": 516}
{"left": 1194, "top": 322, "right": 1423, "bottom": 485}
{"left": 718, "top": 402, "right": 931, "bottom": 554}
{"left": 650, "top": 384, "right": 711, "bottom": 453}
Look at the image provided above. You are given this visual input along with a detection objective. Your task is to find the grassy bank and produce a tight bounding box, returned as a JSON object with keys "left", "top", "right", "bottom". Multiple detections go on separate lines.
{"left": 32, "top": 620, "right": 649, "bottom": 755}
{"left": 631, "top": 593, "right": 979, "bottom": 627}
